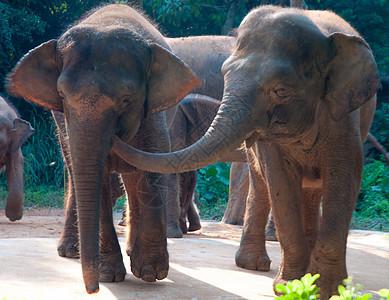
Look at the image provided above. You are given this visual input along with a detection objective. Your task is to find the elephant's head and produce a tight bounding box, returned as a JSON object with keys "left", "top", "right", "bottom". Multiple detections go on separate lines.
{"left": 0, "top": 115, "right": 34, "bottom": 162}
{"left": 111, "top": 7, "right": 380, "bottom": 174}
{"left": 7, "top": 18, "right": 198, "bottom": 293}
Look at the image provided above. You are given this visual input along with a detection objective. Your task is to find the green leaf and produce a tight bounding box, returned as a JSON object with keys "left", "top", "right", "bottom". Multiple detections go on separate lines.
{"left": 379, "top": 289, "right": 389, "bottom": 299}
{"left": 275, "top": 283, "right": 288, "bottom": 294}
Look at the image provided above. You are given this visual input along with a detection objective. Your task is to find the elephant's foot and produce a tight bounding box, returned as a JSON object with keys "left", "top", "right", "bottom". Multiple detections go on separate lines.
{"left": 306, "top": 254, "right": 347, "bottom": 299}
{"left": 188, "top": 220, "right": 201, "bottom": 232}
{"left": 129, "top": 238, "right": 169, "bottom": 282}
{"left": 167, "top": 223, "right": 183, "bottom": 238}
{"left": 273, "top": 256, "right": 310, "bottom": 295}
{"left": 117, "top": 206, "right": 127, "bottom": 227}
{"left": 265, "top": 225, "right": 277, "bottom": 241}
{"left": 5, "top": 204, "right": 23, "bottom": 222}
{"left": 99, "top": 253, "right": 126, "bottom": 283}
{"left": 235, "top": 245, "right": 271, "bottom": 271}
{"left": 179, "top": 217, "right": 188, "bottom": 234}
{"left": 57, "top": 234, "right": 79, "bottom": 258}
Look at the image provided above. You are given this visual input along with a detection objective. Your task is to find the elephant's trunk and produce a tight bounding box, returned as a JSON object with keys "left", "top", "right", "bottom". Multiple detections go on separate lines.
{"left": 67, "top": 109, "right": 115, "bottom": 294}
{"left": 113, "top": 88, "right": 257, "bottom": 173}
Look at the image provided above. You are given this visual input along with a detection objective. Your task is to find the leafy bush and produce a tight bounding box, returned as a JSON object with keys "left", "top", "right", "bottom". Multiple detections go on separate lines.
{"left": 355, "top": 159, "right": 389, "bottom": 230}
{"left": 275, "top": 273, "right": 320, "bottom": 300}
{"left": 18, "top": 104, "right": 64, "bottom": 187}
{"left": 196, "top": 162, "right": 230, "bottom": 220}
{"left": 275, "top": 274, "right": 388, "bottom": 300}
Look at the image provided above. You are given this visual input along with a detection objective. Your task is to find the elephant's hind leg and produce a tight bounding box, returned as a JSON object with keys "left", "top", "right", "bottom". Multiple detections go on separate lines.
{"left": 57, "top": 175, "right": 79, "bottom": 258}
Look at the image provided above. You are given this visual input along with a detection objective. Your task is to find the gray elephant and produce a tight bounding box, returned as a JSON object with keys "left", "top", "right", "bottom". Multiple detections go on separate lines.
{"left": 0, "top": 96, "right": 34, "bottom": 222}
{"left": 165, "top": 35, "right": 236, "bottom": 236}
{"left": 7, "top": 4, "right": 198, "bottom": 294}
{"left": 111, "top": 6, "right": 380, "bottom": 298}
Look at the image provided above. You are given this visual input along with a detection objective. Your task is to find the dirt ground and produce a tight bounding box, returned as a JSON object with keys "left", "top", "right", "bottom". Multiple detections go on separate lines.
{"left": 0, "top": 208, "right": 388, "bottom": 300}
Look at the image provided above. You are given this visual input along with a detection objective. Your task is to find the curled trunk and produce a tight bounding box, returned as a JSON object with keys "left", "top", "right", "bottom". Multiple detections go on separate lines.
{"left": 113, "top": 92, "right": 255, "bottom": 173}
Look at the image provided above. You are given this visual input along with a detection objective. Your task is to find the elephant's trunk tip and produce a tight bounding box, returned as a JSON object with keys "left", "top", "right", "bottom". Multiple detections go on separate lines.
{"left": 86, "top": 283, "right": 99, "bottom": 294}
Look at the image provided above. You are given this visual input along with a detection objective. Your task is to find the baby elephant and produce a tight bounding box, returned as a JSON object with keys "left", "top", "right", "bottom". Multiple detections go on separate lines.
{"left": 0, "top": 96, "right": 34, "bottom": 221}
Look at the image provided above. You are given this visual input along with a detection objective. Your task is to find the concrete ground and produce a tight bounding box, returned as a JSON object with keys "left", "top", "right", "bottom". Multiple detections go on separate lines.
{"left": 0, "top": 209, "right": 388, "bottom": 300}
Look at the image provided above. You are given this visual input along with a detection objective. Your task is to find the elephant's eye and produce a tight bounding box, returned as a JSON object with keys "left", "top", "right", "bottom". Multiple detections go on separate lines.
{"left": 274, "top": 88, "right": 289, "bottom": 98}
{"left": 271, "top": 85, "right": 293, "bottom": 103}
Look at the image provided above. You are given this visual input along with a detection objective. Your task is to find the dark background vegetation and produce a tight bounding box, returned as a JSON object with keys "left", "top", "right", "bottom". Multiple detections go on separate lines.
{"left": 0, "top": 0, "right": 387, "bottom": 230}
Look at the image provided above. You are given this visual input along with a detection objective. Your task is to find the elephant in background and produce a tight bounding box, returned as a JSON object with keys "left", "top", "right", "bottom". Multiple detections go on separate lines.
{"left": 112, "top": 6, "right": 380, "bottom": 298}
{"left": 223, "top": 161, "right": 277, "bottom": 240}
{"left": 7, "top": 4, "right": 198, "bottom": 294}
{"left": 164, "top": 35, "right": 236, "bottom": 236}
{"left": 0, "top": 96, "right": 34, "bottom": 222}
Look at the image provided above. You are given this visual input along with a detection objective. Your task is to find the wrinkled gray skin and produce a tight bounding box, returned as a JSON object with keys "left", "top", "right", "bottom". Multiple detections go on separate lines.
{"left": 168, "top": 93, "right": 247, "bottom": 234}
{"left": 52, "top": 111, "right": 127, "bottom": 258}
{"left": 111, "top": 7, "right": 380, "bottom": 298}
{"left": 164, "top": 35, "right": 236, "bottom": 236}
{"left": 54, "top": 34, "right": 236, "bottom": 242}
{"left": 0, "top": 96, "right": 34, "bottom": 222}
{"left": 7, "top": 4, "right": 198, "bottom": 294}
{"left": 223, "top": 162, "right": 277, "bottom": 240}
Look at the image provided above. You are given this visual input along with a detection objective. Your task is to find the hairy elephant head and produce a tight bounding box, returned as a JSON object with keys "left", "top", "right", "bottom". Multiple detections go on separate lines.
{"left": 111, "top": 6, "right": 380, "bottom": 174}
{"left": 7, "top": 6, "right": 198, "bottom": 293}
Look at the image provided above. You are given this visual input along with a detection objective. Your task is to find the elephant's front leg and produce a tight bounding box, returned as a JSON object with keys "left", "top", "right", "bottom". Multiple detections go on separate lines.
{"left": 306, "top": 147, "right": 363, "bottom": 299}
{"left": 235, "top": 146, "right": 271, "bottom": 271}
{"left": 257, "top": 144, "right": 309, "bottom": 288}
{"left": 53, "top": 111, "right": 79, "bottom": 258}
{"left": 5, "top": 150, "right": 24, "bottom": 221}
{"left": 123, "top": 170, "right": 169, "bottom": 282}
{"left": 99, "top": 169, "right": 126, "bottom": 282}
{"left": 57, "top": 177, "right": 79, "bottom": 258}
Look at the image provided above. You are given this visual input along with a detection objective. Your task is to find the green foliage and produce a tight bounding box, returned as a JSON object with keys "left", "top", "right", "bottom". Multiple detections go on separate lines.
{"left": 196, "top": 162, "right": 230, "bottom": 220}
{"left": 18, "top": 104, "right": 64, "bottom": 187}
{"left": 379, "top": 289, "right": 389, "bottom": 300}
{"left": 113, "top": 195, "right": 126, "bottom": 211}
{"left": 330, "top": 277, "right": 371, "bottom": 300}
{"left": 275, "top": 273, "right": 320, "bottom": 300}
{"left": 275, "top": 274, "right": 388, "bottom": 300}
{"left": 0, "top": 2, "right": 46, "bottom": 86}
{"left": 356, "top": 159, "right": 389, "bottom": 220}
{"left": 306, "top": 0, "right": 389, "bottom": 74}
{"left": 0, "top": 184, "right": 64, "bottom": 210}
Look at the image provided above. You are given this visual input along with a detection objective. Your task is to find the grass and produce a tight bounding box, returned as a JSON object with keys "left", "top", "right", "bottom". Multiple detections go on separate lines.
{"left": 0, "top": 185, "right": 64, "bottom": 210}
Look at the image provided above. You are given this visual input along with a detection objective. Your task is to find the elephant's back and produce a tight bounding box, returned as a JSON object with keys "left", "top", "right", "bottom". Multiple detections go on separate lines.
{"left": 167, "top": 36, "right": 236, "bottom": 99}
{"left": 304, "top": 10, "right": 360, "bottom": 38}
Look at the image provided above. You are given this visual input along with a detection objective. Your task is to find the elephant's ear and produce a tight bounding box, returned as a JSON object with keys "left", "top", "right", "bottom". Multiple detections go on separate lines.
{"left": 6, "top": 39, "right": 63, "bottom": 111}
{"left": 322, "top": 33, "right": 380, "bottom": 121}
{"left": 146, "top": 43, "right": 200, "bottom": 115}
{"left": 10, "top": 119, "right": 35, "bottom": 153}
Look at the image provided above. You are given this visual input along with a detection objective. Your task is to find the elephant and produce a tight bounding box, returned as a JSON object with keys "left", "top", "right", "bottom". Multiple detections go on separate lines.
{"left": 164, "top": 35, "right": 236, "bottom": 236}
{"left": 222, "top": 162, "right": 248, "bottom": 225}
{"left": 111, "top": 6, "right": 380, "bottom": 298}
{"left": 7, "top": 4, "right": 198, "bottom": 294}
{"left": 0, "top": 96, "right": 34, "bottom": 221}
{"left": 223, "top": 161, "right": 277, "bottom": 240}
{"left": 53, "top": 34, "right": 235, "bottom": 245}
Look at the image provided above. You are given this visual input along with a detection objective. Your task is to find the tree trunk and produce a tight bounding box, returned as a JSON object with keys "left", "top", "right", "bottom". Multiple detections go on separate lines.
{"left": 367, "top": 132, "right": 389, "bottom": 166}
{"left": 221, "top": 0, "right": 243, "bottom": 35}
{"left": 290, "top": 0, "right": 308, "bottom": 8}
